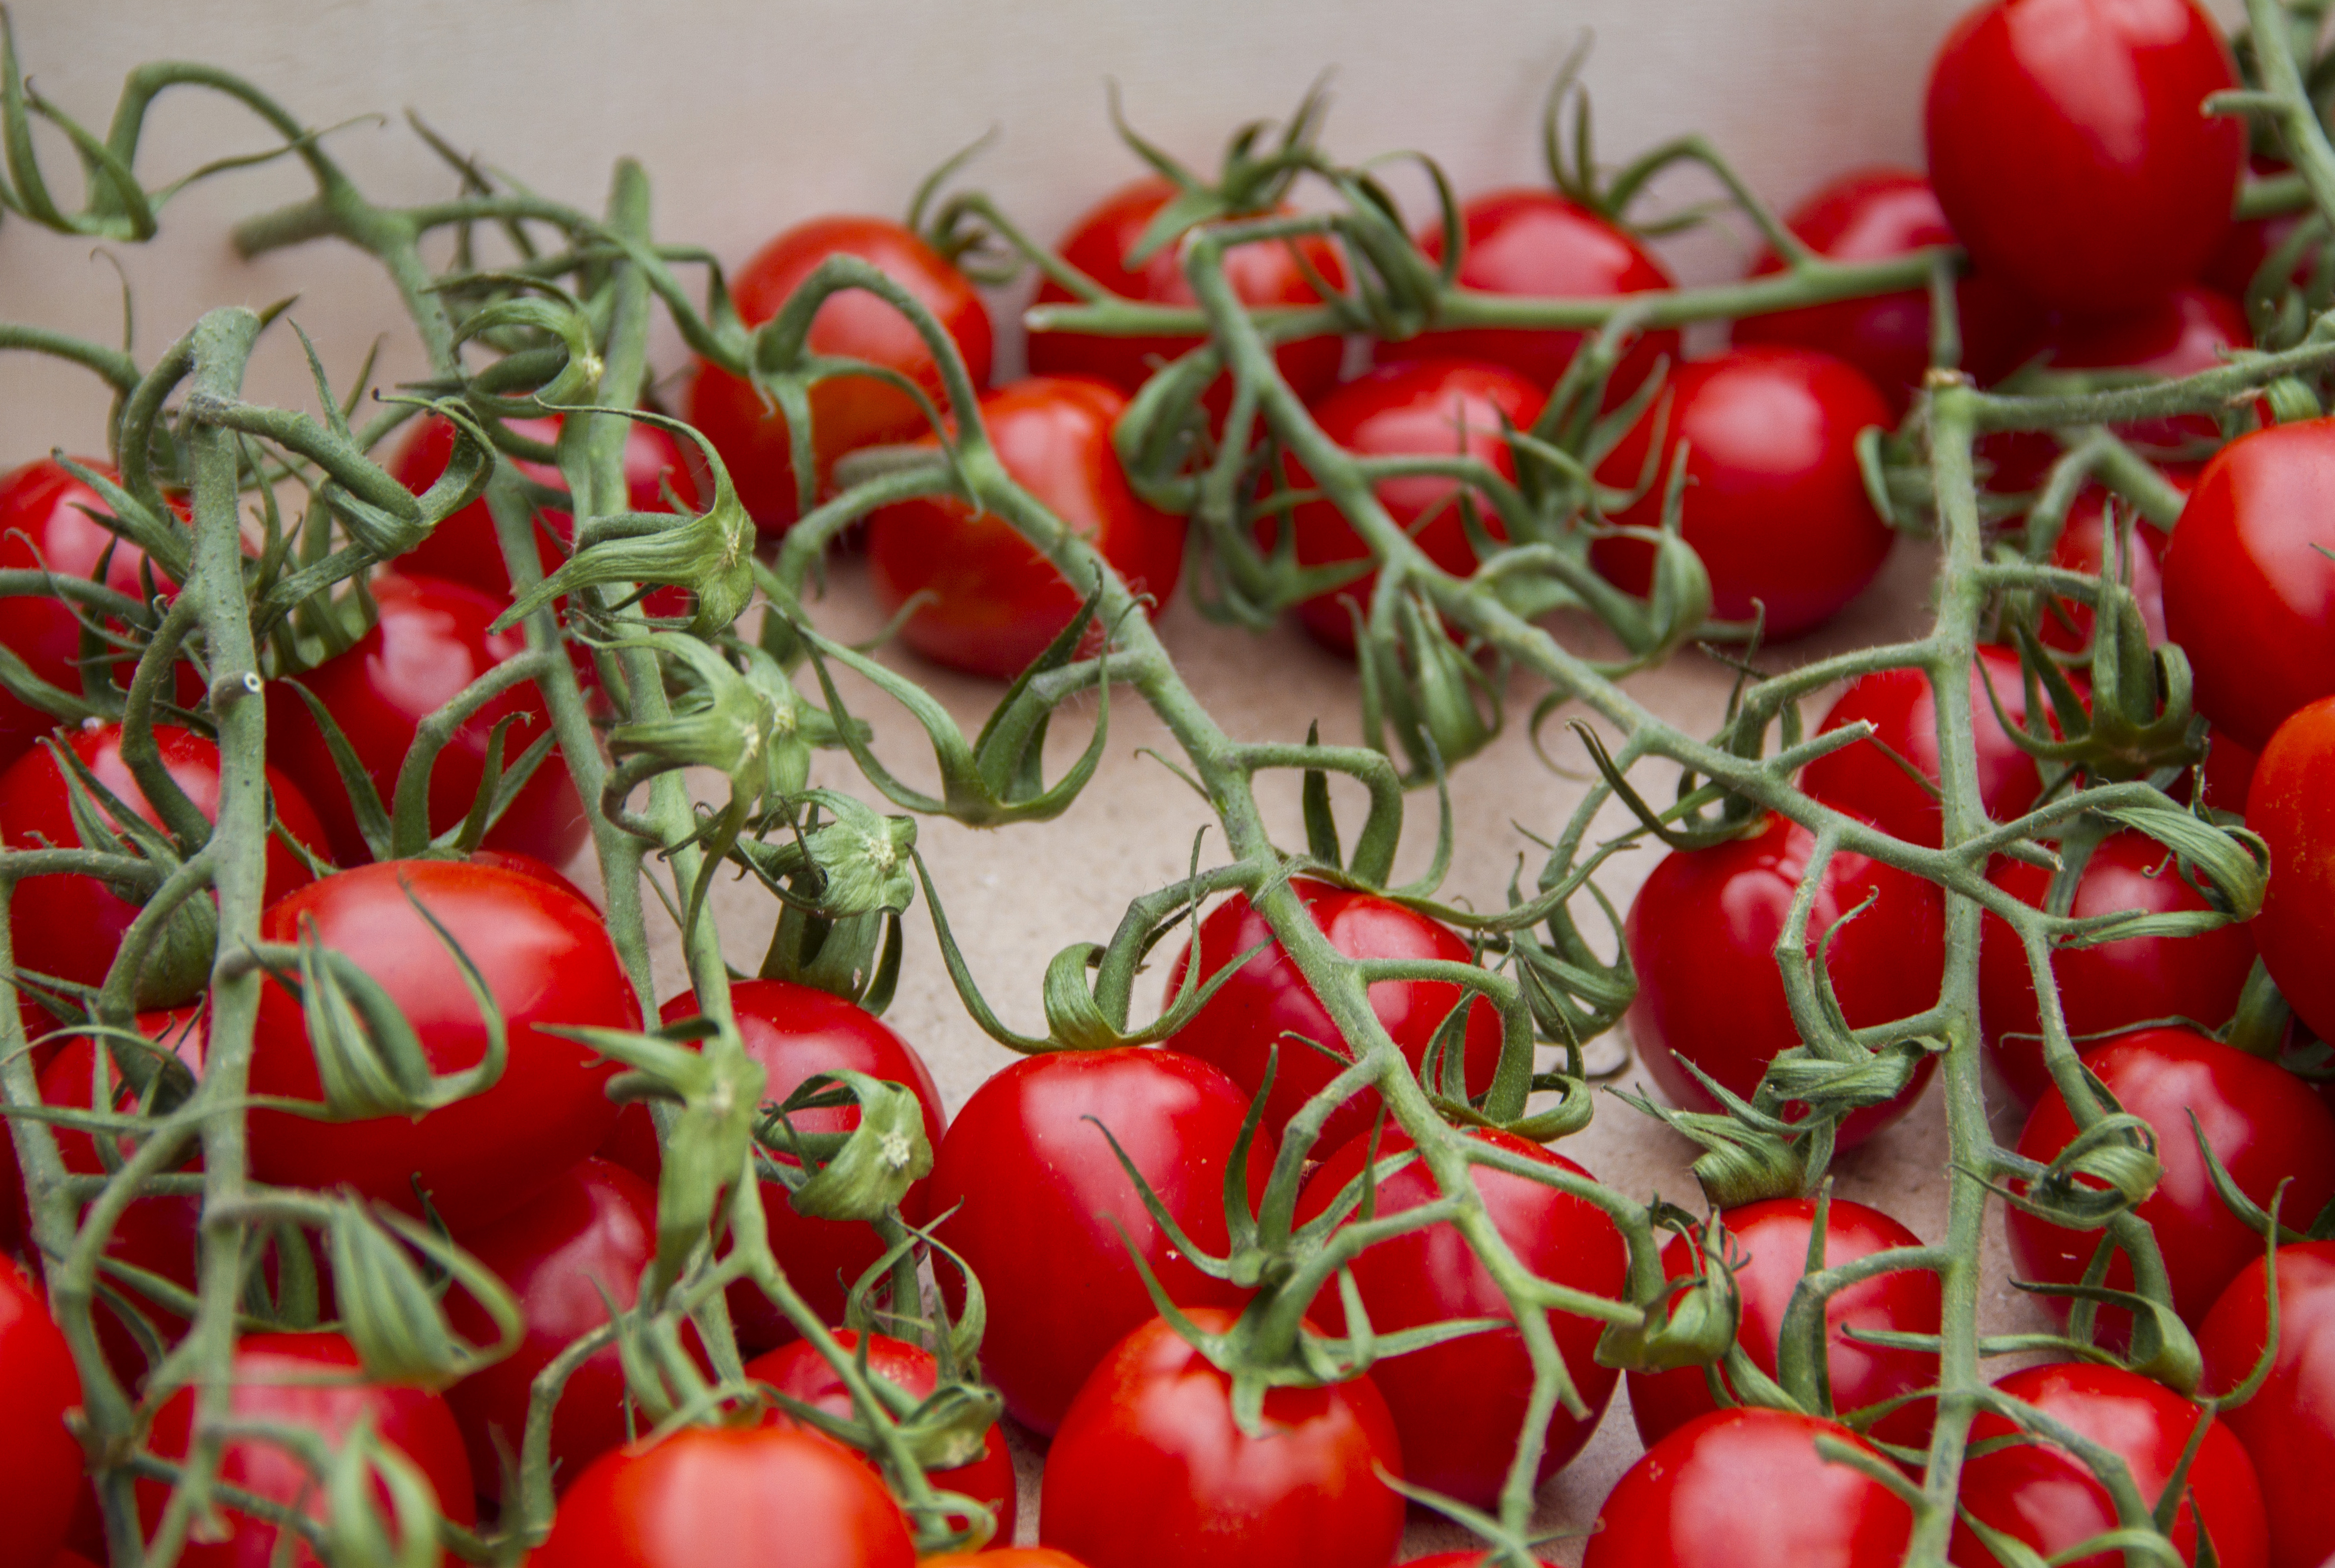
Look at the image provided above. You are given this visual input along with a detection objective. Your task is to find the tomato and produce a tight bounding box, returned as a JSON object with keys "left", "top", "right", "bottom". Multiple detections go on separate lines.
{"left": 1400, "top": 1558, "right": 1553, "bottom": 1568}
{"left": 1622, "top": 812, "right": 1944, "bottom": 1150}
{"left": 0, "top": 1262, "right": 84, "bottom": 1568}
{"left": 1038, "top": 1308, "right": 1404, "bottom": 1568}
{"left": 1978, "top": 831, "right": 2259, "bottom": 1103}
{"left": 528, "top": 1424, "right": 914, "bottom": 1568}
{"left": 2007, "top": 1028, "right": 2335, "bottom": 1333}
{"left": 1027, "top": 177, "right": 1345, "bottom": 413}
{"left": 1925, "top": 0, "right": 2242, "bottom": 315}
{"left": 246, "top": 858, "right": 637, "bottom": 1228}
{"left": 1951, "top": 1361, "right": 2267, "bottom": 1568}
{"left": 865, "top": 376, "right": 1185, "bottom": 678}
{"left": 1581, "top": 1408, "right": 1914, "bottom": 1568}
{"left": 35, "top": 1006, "right": 207, "bottom": 1179}
{"left": 1162, "top": 878, "right": 1502, "bottom": 1153}
{"left": 1271, "top": 358, "right": 1543, "bottom": 657}
{"left": 2037, "top": 491, "right": 2171, "bottom": 654}
{"left": 2199, "top": 1240, "right": 2335, "bottom": 1568}
{"left": 1627, "top": 1196, "right": 1939, "bottom": 1452}
{"left": 2197, "top": 727, "right": 2257, "bottom": 815}
{"left": 1590, "top": 346, "right": 1896, "bottom": 638}
{"left": 265, "top": 572, "right": 588, "bottom": 867}
{"left": 1293, "top": 1125, "right": 1627, "bottom": 1506}
{"left": 924, "top": 1047, "right": 1267, "bottom": 1437}
{"left": 2245, "top": 697, "right": 2335, "bottom": 1044}
{"left": 2206, "top": 207, "right": 2318, "bottom": 303}
{"left": 745, "top": 1330, "right": 1015, "bottom": 1547}
{"left": 140, "top": 1333, "right": 473, "bottom": 1568}
{"left": 686, "top": 215, "right": 994, "bottom": 536}
{"left": 924, "top": 1557, "right": 1086, "bottom": 1568}
{"left": 0, "top": 723, "right": 328, "bottom": 997}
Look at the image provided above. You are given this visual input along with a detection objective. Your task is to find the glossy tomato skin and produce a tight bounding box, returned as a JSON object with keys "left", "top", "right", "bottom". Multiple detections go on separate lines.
{"left": 0, "top": 1263, "right": 84, "bottom": 1568}
{"left": 1163, "top": 878, "right": 1502, "bottom": 1153}
{"left": 246, "top": 859, "right": 638, "bottom": 1228}
{"left": 1951, "top": 1362, "right": 2267, "bottom": 1568}
{"left": 1627, "top": 1197, "right": 1940, "bottom": 1452}
{"left": 865, "top": 376, "right": 1185, "bottom": 679}
{"left": 1622, "top": 813, "right": 1944, "bottom": 1150}
{"left": 2199, "top": 1241, "right": 2335, "bottom": 1568}
{"left": 2038, "top": 491, "right": 2171, "bottom": 654}
{"left": 924, "top": 1047, "right": 1267, "bottom": 1437}
{"left": 531, "top": 1424, "right": 915, "bottom": 1568}
{"left": 1581, "top": 1408, "right": 1913, "bottom": 1568}
{"left": 1275, "top": 359, "right": 1543, "bottom": 657}
{"left": 1590, "top": 346, "right": 1896, "bottom": 637}
{"left": 1039, "top": 1309, "right": 1404, "bottom": 1568}
{"left": 1925, "top": 0, "right": 2243, "bottom": 315}
{"left": 1294, "top": 1126, "right": 1627, "bottom": 1505}
{"left": 2246, "top": 695, "right": 2335, "bottom": 1043}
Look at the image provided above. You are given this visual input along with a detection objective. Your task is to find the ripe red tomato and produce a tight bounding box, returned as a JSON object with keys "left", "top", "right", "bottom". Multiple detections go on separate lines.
{"left": 265, "top": 572, "right": 588, "bottom": 867}
{"left": 1622, "top": 812, "right": 1944, "bottom": 1151}
{"left": 924, "top": 1047, "right": 1267, "bottom": 1437}
{"left": 1293, "top": 1125, "right": 1627, "bottom": 1506}
{"left": 1581, "top": 1408, "right": 1914, "bottom": 1568}
{"left": 1039, "top": 1309, "right": 1404, "bottom": 1568}
{"left": 2199, "top": 1240, "right": 2335, "bottom": 1568}
{"left": 686, "top": 216, "right": 994, "bottom": 536}
{"left": 2037, "top": 491, "right": 2170, "bottom": 655}
{"left": 1627, "top": 1196, "right": 1939, "bottom": 1452}
{"left": 0, "top": 1262, "right": 84, "bottom": 1568}
{"left": 245, "top": 858, "right": 638, "bottom": 1228}
{"left": 1951, "top": 1361, "right": 2267, "bottom": 1568}
{"left": 1271, "top": 358, "right": 1543, "bottom": 657}
{"left": 530, "top": 1424, "right": 915, "bottom": 1568}
{"left": 1924, "top": 0, "right": 2243, "bottom": 315}
{"left": 925, "top": 1557, "right": 1089, "bottom": 1568}
{"left": 2195, "top": 727, "right": 2257, "bottom": 815}
{"left": 2245, "top": 695, "right": 2335, "bottom": 1045}
{"left": 35, "top": 1005, "right": 205, "bottom": 1177}
{"left": 865, "top": 376, "right": 1185, "bottom": 679}
{"left": 1590, "top": 346, "right": 1896, "bottom": 638}
{"left": 139, "top": 1333, "right": 474, "bottom": 1568}
{"left": 1162, "top": 877, "right": 1502, "bottom": 1153}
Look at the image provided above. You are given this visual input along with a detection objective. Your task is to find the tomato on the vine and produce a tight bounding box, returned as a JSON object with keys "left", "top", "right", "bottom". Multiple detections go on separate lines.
{"left": 2245, "top": 694, "right": 2335, "bottom": 1044}
{"left": 2199, "top": 1240, "right": 2335, "bottom": 1568}
{"left": 0, "top": 1262, "right": 84, "bottom": 1568}
{"left": 2036, "top": 491, "right": 2171, "bottom": 655}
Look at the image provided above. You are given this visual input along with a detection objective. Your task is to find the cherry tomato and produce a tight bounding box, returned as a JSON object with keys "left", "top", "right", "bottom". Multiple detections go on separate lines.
{"left": 2196, "top": 727, "right": 2258, "bottom": 815}
{"left": 0, "top": 1262, "right": 84, "bottom": 1568}
{"left": 925, "top": 1556, "right": 1087, "bottom": 1568}
{"left": 2245, "top": 695, "right": 2335, "bottom": 1044}
{"left": 1925, "top": 0, "right": 2243, "bottom": 315}
{"left": 865, "top": 376, "right": 1185, "bottom": 679}
{"left": 1951, "top": 1361, "right": 2267, "bottom": 1568}
{"left": 34, "top": 1006, "right": 207, "bottom": 1179}
{"left": 1622, "top": 812, "right": 1944, "bottom": 1151}
{"left": 1038, "top": 1308, "right": 1404, "bottom": 1568}
{"left": 1162, "top": 877, "right": 1502, "bottom": 1153}
{"left": 1590, "top": 346, "right": 1896, "bottom": 638}
{"left": 686, "top": 216, "right": 994, "bottom": 536}
{"left": 2036, "top": 491, "right": 2171, "bottom": 655}
{"left": 2199, "top": 1240, "right": 2335, "bottom": 1568}
{"left": 1627, "top": 1196, "right": 1940, "bottom": 1452}
{"left": 1581, "top": 1408, "right": 1914, "bottom": 1568}
{"left": 246, "top": 858, "right": 638, "bottom": 1228}
{"left": 1294, "top": 1125, "right": 1627, "bottom": 1506}
{"left": 924, "top": 1047, "right": 1267, "bottom": 1437}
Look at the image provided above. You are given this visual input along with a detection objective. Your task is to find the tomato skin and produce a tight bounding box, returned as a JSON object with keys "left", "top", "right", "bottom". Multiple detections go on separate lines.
{"left": 34, "top": 1005, "right": 206, "bottom": 1178}
{"left": 1039, "top": 1309, "right": 1404, "bottom": 1568}
{"left": 1924, "top": 0, "right": 2243, "bottom": 316}
{"left": 246, "top": 859, "right": 638, "bottom": 1229}
{"left": 865, "top": 376, "right": 1185, "bottom": 679}
{"left": 531, "top": 1424, "right": 915, "bottom": 1568}
{"left": 1622, "top": 813, "right": 1944, "bottom": 1151}
{"left": 2038, "top": 491, "right": 2171, "bottom": 654}
{"left": 1590, "top": 346, "right": 1896, "bottom": 638}
{"left": 1950, "top": 1362, "right": 2267, "bottom": 1568}
{"left": 2199, "top": 1241, "right": 2335, "bottom": 1568}
{"left": 1293, "top": 1126, "right": 1627, "bottom": 1505}
{"left": 924, "top": 1047, "right": 1268, "bottom": 1437}
{"left": 1627, "top": 1197, "right": 1939, "bottom": 1452}
{"left": 1274, "top": 359, "right": 1543, "bottom": 657}
{"left": 1163, "top": 878, "right": 1502, "bottom": 1153}
{"left": 0, "top": 1262, "right": 84, "bottom": 1568}
{"left": 2246, "top": 695, "right": 2335, "bottom": 1043}
{"left": 1581, "top": 1408, "right": 1913, "bottom": 1568}
{"left": 687, "top": 216, "right": 993, "bottom": 537}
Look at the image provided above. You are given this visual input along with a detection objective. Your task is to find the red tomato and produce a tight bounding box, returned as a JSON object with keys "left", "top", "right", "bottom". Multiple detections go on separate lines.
{"left": 1924, "top": 0, "right": 2242, "bottom": 315}
{"left": 2038, "top": 491, "right": 2171, "bottom": 654}
{"left": 530, "top": 1424, "right": 914, "bottom": 1568}
{"left": 1590, "top": 346, "right": 1896, "bottom": 638}
{"left": 1027, "top": 177, "right": 1345, "bottom": 412}
{"left": 1622, "top": 812, "right": 1944, "bottom": 1151}
{"left": 1294, "top": 1125, "right": 1627, "bottom": 1506}
{"left": 2008, "top": 1028, "right": 2335, "bottom": 1333}
{"left": 1162, "top": 878, "right": 1502, "bottom": 1153}
{"left": 925, "top": 1557, "right": 1089, "bottom": 1568}
{"left": 265, "top": 572, "right": 588, "bottom": 867}
{"left": 0, "top": 1262, "right": 84, "bottom": 1568}
{"left": 2196, "top": 727, "right": 2258, "bottom": 815}
{"left": 2199, "top": 1240, "right": 2335, "bottom": 1568}
{"left": 35, "top": 1007, "right": 207, "bottom": 1177}
{"left": 1038, "top": 1309, "right": 1404, "bottom": 1568}
{"left": 1951, "top": 1362, "right": 2267, "bottom": 1568}
{"left": 139, "top": 1333, "right": 474, "bottom": 1568}
{"left": 1581, "top": 1408, "right": 1914, "bottom": 1568}
{"left": 1272, "top": 358, "right": 1543, "bottom": 657}
{"left": 1627, "top": 1197, "right": 1939, "bottom": 1452}
{"left": 2207, "top": 207, "right": 2318, "bottom": 301}
{"left": 1400, "top": 1559, "right": 1553, "bottom": 1568}
{"left": 924, "top": 1047, "right": 1267, "bottom": 1437}
{"left": 246, "top": 858, "right": 638, "bottom": 1228}
{"left": 686, "top": 216, "right": 994, "bottom": 536}
{"left": 865, "top": 376, "right": 1185, "bottom": 679}
{"left": 2248, "top": 696, "right": 2335, "bottom": 1042}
